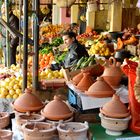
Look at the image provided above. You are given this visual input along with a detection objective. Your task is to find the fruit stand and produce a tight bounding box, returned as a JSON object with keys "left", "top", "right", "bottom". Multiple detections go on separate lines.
{"left": 0, "top": 0, "right": 140, "bottom": 139}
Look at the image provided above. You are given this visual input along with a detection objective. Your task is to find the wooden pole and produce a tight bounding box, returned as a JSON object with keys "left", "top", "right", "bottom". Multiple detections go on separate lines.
{"left": 32, "top": 0, "right": 39, "bottom": 91}
{"left": 22, "top": 0, "right": 28, "bottom": 91}
{"left": 5, "top": 0, "right": 10, "bottom": 67}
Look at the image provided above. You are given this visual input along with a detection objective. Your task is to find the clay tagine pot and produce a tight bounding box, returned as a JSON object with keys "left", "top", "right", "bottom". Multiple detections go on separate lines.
{"left": 100, "top": 94, "right": 130, "bottom": 118}
{"left": 11, "top": 88, "right": 44, "bottom": 113}
{"left": 71, "top": 70, "right": 83, "bottom": 86}
{"left": 99, "top": 113, "right": 131, "bottom": 136}
{"left": 22, "top": 122, "right": 57, "bottom": 140}
{"left": 0, "top": 130, "right": 13, "bottom": 140}
{"left": 41, "top": 95, "right": 73, "bottom": 121}
{"left": 102, "top": 57, "right": 123, "bottom": 88}
{"left": 75, "top": 72, "right": 94, "bottom": 92}
{"left": 0, "top": 112, "right": 10, "bottom": 129}
{"left": 85, "top": 77, "right": 115, "bottom": 98}
{"left": 16, "top": 113, "right": 45, "bottom": 131}
{"left": 57, "top": 121, "right": 89, "bottom": 140}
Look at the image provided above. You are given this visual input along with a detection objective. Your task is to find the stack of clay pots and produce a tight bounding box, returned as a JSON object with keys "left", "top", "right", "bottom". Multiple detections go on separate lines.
{"left": 21, "top": 94, "right": 89, "bottom": 140}
{"left": 0, "top": 112, "right": 13, "bottom": 140}
{"left": 72, "top": 70, "right": 94, "bottom": 92}
{"left": 99, "top": 94, "right": 131, "bottom": 136}
{"left": 102, "top": 57, "right": 123, "bottom": 89}
{"left": 11, "top": 88, "right": 45, "bottom": 134}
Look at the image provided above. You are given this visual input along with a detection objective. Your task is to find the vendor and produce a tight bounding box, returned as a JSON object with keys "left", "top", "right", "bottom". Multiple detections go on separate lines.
{"left": 62, "top": 31, "right": 89, "bottom": 68}
{"left": 51, "top": 31, "right": 89, "bottom": 70}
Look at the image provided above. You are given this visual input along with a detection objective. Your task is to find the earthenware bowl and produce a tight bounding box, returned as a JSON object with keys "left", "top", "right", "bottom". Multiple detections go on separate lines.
{"left": 99, "top": 113, "right": 131, "bottom": 136}
{"left": 16, "top": 113, "right": 45, "bottom": 131}
{"left": 0, "top": 130, "right": 13, "bottom": 140}
{"left": 22, "top": 122, "right": 57, "bottom": 140}
{"left": 57, "top": 121, "right": 89, "bottom": 140}
{"left": 0, "top": 112, "right": 10, "bottom": 129}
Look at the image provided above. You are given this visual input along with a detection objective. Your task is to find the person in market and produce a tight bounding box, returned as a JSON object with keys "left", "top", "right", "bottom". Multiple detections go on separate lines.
{"left": 51, "top": 31, "right": 89, "bottom": 70}
{"left": 0, "top": 2, "right": 19, "bottom": 66}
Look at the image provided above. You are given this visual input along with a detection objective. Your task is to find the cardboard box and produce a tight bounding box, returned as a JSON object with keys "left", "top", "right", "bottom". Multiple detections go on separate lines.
{"left": 67, "top": 82, "right": 129, "bottom": 112}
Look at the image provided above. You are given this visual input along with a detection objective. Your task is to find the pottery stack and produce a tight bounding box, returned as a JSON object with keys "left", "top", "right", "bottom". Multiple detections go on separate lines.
{"left": 0, "top": 112, "right": 13, "bottom": 140}
{"left": 99, "top": 94, "right": 131, "bottom": 136}
{"left": 72, "top": 70, "right": 94, "bottom": 92}
{"left": 11, "top": 88, "right": 46, "bottom": 133}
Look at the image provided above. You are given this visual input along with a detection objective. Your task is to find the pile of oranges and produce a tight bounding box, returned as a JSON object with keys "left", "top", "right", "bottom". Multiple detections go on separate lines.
{"left": 39, "top": 52, "right": 54, "bottom": 70}
{"left": 28, "top": 52, "right": 54, "bottom": 70}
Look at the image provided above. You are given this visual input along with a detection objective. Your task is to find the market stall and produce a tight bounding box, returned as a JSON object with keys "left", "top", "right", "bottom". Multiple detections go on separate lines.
{"left": 0, "top": 0, "right": 140, "bottom": 139}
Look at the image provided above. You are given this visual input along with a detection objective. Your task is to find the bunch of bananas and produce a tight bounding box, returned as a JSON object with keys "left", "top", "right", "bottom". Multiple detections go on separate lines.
{"left": 40, "top": 6, "right": 50, "bottom": 15}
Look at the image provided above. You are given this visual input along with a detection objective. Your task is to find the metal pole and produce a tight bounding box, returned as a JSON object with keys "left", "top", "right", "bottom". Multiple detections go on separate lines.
{"left": 32, "top": 0, "right": 39, "bottom": 90}
{"left": 5, "top": 0, "right": 10, "bottom": 67}
{"left": 0, "top": 1, "right": 2, "bottom": 64}
{"left": 19, "top": 0, "right": 22, "bottom": 67}
{"left": 23, "top": 0, "right": 28, "bottom": 91}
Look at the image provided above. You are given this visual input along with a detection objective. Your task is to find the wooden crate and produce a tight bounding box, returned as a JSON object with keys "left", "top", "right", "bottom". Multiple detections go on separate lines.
{"left": 62, "top": 64, "right": 104, "bottom": 81}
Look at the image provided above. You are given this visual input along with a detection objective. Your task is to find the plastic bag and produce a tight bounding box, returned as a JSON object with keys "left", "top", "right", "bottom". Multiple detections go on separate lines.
{"left": 122, "top": 59, "right": 140, "bottom": 134}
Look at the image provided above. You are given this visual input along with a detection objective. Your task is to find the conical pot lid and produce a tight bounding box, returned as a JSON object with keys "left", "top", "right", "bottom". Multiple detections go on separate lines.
{"left": 100, "top": 94, "right": 130, "bottom": 118}
{"left": 76, "top": 72, "right": 94, "bottom": 91}
{"left": 12, "top": 88, "right": 44, "bottom": 113}
{"left": 41, "top": 95, "right": 73, "bottom": 121}
{"left": 85, "top": 77, "right": 115, "bottom": 97}
{"left": 72, "top": 70, "right": 83, "bottom": 86}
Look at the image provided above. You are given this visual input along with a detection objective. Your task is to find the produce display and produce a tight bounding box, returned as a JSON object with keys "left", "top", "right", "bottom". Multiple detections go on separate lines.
{"left": 88, "top": 41, "right": 113, "bottom": 56}
{"left": 70, "top": 55, "right": 96, "bottom": 71}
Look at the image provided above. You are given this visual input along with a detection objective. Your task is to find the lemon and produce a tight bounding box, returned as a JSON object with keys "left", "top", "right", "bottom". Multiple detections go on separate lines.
{"left": 6, "top": 94, "right": 12, "bottom": 99}
{"left": 9, "top": 81, "right": 15, "bottom": 88}
{"left": 0, "top": 94, "right": 6, "bottom": 98}
{"left": 16, "top": 89, "right": 22, "bottom": 95}
{"left": 1, "top": 88, "right": 8, "bottom": 96}
{"left": 13, "top": 84, "right": 20, "bottom": 90}
{"left": 9, "top": 89, "right": 15, "bottom": 96}
{"left": 13, "top": 94, "right": 18, "bottom": 99}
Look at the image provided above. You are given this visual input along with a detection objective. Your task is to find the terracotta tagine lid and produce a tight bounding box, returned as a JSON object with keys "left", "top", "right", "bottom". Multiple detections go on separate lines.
{"left": 41, "top": 95, "right": 73, "bottom": 121}
{"left": 12, "top": 88, "right": 44, "bottom": 113}
{"left": 100, "top": 94, "right": 130, "bottom": 118}
{"left": 85, "top": 77, "right": 115, "bottom": 98}
{"left": 72, "top": 70, "right": 83, "bottom": 86}
{"left": 76, "top": 72, "right": 94, "bottom": 91}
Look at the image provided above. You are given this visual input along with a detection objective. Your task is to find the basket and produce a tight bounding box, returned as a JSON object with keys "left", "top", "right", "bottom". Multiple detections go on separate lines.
{"left": 56, "top": 0, "right": 76, "bottom": 8}
{"left": 87, "top": 0, "right": 97, "bottom": 12}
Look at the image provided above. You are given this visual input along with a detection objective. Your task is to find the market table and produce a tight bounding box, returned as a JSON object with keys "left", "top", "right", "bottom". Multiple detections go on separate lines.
{"left": 90, "top": 123, "right": 140, "bottom": 140}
